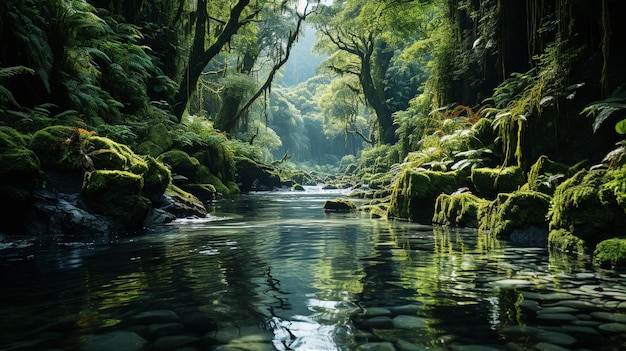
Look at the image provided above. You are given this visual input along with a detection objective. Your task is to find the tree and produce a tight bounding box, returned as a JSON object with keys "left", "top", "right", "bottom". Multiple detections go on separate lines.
{"left": 312, "top": 0, "right": 431, "bottom": 144}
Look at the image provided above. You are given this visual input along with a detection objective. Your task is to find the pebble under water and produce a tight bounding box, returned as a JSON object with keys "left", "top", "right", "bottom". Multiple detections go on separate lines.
{"left": 1, "top": 187, "right": 626, "bottom": 351}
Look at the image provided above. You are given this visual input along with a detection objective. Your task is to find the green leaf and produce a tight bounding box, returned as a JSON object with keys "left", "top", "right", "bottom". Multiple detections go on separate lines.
{"left": 616, "top": 118, "right": 626, "bottom": 134}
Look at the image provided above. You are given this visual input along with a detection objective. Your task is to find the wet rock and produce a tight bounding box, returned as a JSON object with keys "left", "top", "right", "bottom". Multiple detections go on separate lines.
{"left": 590, "top": 311, "right": 626, "bottom": 323}
{"left": 80, "top": 331, "right": 148, "bottom": 351}
{"left": 361, "top": 307, "right": 393, "bottom": 317}
{"left": 153, "top": 335, "right": 199, "bottom": 351}
{"left": 536, "top": 330, "right": 577, "bottom": 346}
{"left": 532, "top": 342, "right": 571, "bottom": 351}
{"left": 536, "top": 313, "right": 578, "bottom": 322}
{"left": 388, "top": 304, "right": 421, "bottom": 315}
{"left": 131, "top": 309, "right": 180, "bottom": 324}
{"left": 355, "top": 341, "right": 396, "bottom": 351}
{"left": 357, "top": 316, "right": 394, "bottom": 329}
{"left": 392, "top": 315, "right": 428, "bottom": 329}
{"left": 598, "top": 322, "right": 626, "bottom": 333}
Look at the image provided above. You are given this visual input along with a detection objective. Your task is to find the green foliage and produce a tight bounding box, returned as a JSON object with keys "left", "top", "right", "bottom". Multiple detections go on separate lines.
{"left": 471, "top": 166, "right": 526, "bottom": 199}
{"left": 581, "top": 86, "right": 626, "bottom": 134}
{"left": 477, "top": 190, "right": 551, "bottom": 239}
{"left": 433, "top": 192, "right": 488, "bottom": 228}
{"left": 548, "top": 228, "right": 586, "bottom": 255}
{"left": 593, "top": 238, "right": 626, "bottom": 269}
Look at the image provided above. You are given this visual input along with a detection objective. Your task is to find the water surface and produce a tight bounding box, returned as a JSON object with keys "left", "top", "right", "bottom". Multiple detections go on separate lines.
{"left": 1, "top": 187, "right": 625, "bottom": 350}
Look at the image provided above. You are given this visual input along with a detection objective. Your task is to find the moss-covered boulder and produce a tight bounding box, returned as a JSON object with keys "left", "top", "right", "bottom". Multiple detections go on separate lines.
{"left": 547, "top": 169, "right": 626, "bottom": 253}
{"left": 547, "top": 228, "right": 586, "bottom": 255}
{"left": 388, "top": 169, "right": 463, "bottom": 223}
{"left": 141, "top": 156, "right": 172, "bottom": 204}
{"left": 161, "top": 184, "right": 208, "bottom": 218}
{"left": 471, "top": 166, "right": 525, "bottom": 199}
{"left": 157, "top": 149, "right": 200, "bottom": 180}
{"left": 323, "top": 198, "right": 356, "bottom": 212}
{"left": 194, "top": 164, "right": 236, "bottom": 198}
{"left": 82, "top": 170, "right": 151, "bottom": 230}
{"left": 0, "top": 126, "right": 43, "bottom": 234}
{"left": 478, "top": 190, "right": 551, "bottom": 245}
{"left": 86, "top": 136, "right": 148, "bottom": 173}
{"left": 593, "top": 238, "right": 626, "bottom": 269}
{"left": 136, "top": 123, "right": 173, "bottom": 157}
{"left": 235, "top": 156, "right": 281, "bottom": 192}
{"left": 29, "top": 125, "right": 89, "bottom": 171}
{"left": 527, "top": 155, "right": 570, "bottom": 195}
{"left": 433, "top": 192, "right": 489, "bottom": 228}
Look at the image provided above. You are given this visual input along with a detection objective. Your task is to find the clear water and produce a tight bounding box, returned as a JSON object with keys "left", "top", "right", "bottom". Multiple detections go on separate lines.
{"left": 1, "top": 187, "right": 625, "bottom": 351}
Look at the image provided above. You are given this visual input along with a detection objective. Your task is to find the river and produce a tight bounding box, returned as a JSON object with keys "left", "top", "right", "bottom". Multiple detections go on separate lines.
{"left": 1, "top": 187, "right": 625, "bottom": 351}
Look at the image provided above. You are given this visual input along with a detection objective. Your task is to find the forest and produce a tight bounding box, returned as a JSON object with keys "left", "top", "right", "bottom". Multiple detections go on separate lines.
{"left": 1, "top": 0, "right": 626, "bottom": 266}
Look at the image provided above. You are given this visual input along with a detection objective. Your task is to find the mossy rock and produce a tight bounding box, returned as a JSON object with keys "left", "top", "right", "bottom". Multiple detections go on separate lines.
{"left": 547, "top": 169, "right": 626, "bottom": 249}
{"left": 323, "top": 198, "right": 356, "bottom": 212}
{"left": 136, "top": 140, "right": 165, "bottom": 157}
{"left": 388, "top": 169, "right": 463, "bottom": 223}
{"left": 82, "top": 170, "right": 150, "bottom": 230}
{"left": 548, "top": 228, "right": 587, "bottom": 255}
{"left": 195, "top": 164, "right": 234, "bottom": 197}
{"left": 433, "top": 192, "right": 489, "bottom": 228}
{"left": 593, "top": 238, "right": 626, "bottom": 269}
{"left": 527, "top": 155, "right": 570, "bottom": 195}
{"left": 471, "top": 166, "right": 525, "bottom": 199}
{"left": 87, "top": 136, "right": 148, "bottom": 174}
{"left": 157, "top": 149, "right": 200, "bottom": 180}
{"left": 478, "top": 190, "right": 551, "bottom": 242}
{"left": 235, "top": 156, "right": 281, "bottom": 192}
{"left": 29, "top": 125, "right": 84, "bottom": 170}
{"left": 292, "top": 184, "right": 305, "bottom": 191}
{"left": 141, "top": 156, "right": 172, "bottom": 204}
{"left": 162, "top": 184, "right": 207, "bottom": 218}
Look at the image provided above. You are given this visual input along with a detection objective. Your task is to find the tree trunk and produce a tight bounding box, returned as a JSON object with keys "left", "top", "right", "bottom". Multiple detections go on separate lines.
{"left": 172, "top": 0, "right": 252, "bottom": 121}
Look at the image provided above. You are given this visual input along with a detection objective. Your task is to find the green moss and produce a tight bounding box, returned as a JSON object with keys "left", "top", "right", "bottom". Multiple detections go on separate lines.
{"left": 602, "top": 164, "right": 626, "bottom": 211}
{"left": 29, "top": 126, "right": 83, "bottom": 170}
{"left": 136, "top": 140, "right": 165, "bottom": 157}
{"left": 527, "top": 155, "right": 570, "bottom": 195}
{"left": 388, "top": 169, "right": 462, "bottom": 222}
{"left": 433, "top": 192, "right": 489, "bottom": 227}
{"left": 548, "top": 228, "right": 587, "bottom": 254}
{"left": 478, "top": 190, "right": 551, "bottom": 239}
{"left": 87, "top": 136, "right": 148, "bottom": 174}
{"left": 593, "top": 238, "right": 626, "bottom": 269}
{"left": 471, "top": 166, "right": 526, "bottom": 198}
{"left": 323, "top": 198, "right": 356, "bottom": 212}
{"left": 547, "top": 169, "right": 625, "bottom": 248}
{"left": 83, "top": 170, "right": 144, "bottom": 195}
{"left": 141, "top": 156, "right": 171, "bottom": 204}
{"left": 0, "top": 127, "right": 41, "bottom": 183}
{"left": 0, "top": 126, "right": 30, "bottom": 148}
{"left": 157, "top": 149, "right": 200, "bottom": 180}
{"left": 82, "top": 170, "right": 150, "bottom": 229}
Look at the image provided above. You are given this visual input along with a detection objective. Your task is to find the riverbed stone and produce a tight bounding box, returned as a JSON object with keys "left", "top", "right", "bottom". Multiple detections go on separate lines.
{"left": 131, "top": 309, "right": 180, "bottom": 324}
{"left": 590, "top": 311, "right": 626, "bottom": 323}
{"left": 536, "top": 313, "right": 577, "bottom": 322}
{"left": 388, "top": 304, "right": 421, "bottom": 315}
{"left": 598, "top": 322, "right": 626, "bottom": 333}
{"left": 357, "top": 316, "right": 394, "bottom": 329}
{"left": 361, "top": 307, "right": 393, "bottom": 317}
{"left": 355, "top": 341, "right": 396, "bottom": 351}
{"left": 532, "top": 342, "right": 571, "bottom": 351}
{"left": 536, "top": 330, "right": 577, "bottom": 346}
{"left": 153, "top": 335, "right": 199, "bottom": 351}
{"left": 392, "top": 315, "right": 428, "bottom": 329}
{"left": 80, "top": 331, "right": 148, "bottom": 351}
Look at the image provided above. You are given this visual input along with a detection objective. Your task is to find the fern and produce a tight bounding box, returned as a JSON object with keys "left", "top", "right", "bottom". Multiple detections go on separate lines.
{"left": 581, "top": 87, "right": 626, "bottom": 134}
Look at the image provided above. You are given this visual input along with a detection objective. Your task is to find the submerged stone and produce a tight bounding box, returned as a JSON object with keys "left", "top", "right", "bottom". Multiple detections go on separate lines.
{"left": 80, "top": 331, "right": 147, "bottom": 351}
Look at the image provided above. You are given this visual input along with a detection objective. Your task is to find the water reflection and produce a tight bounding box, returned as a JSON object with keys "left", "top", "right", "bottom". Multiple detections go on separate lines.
{"left": 1, "top": 189, "right": 625, "bottom": 350}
